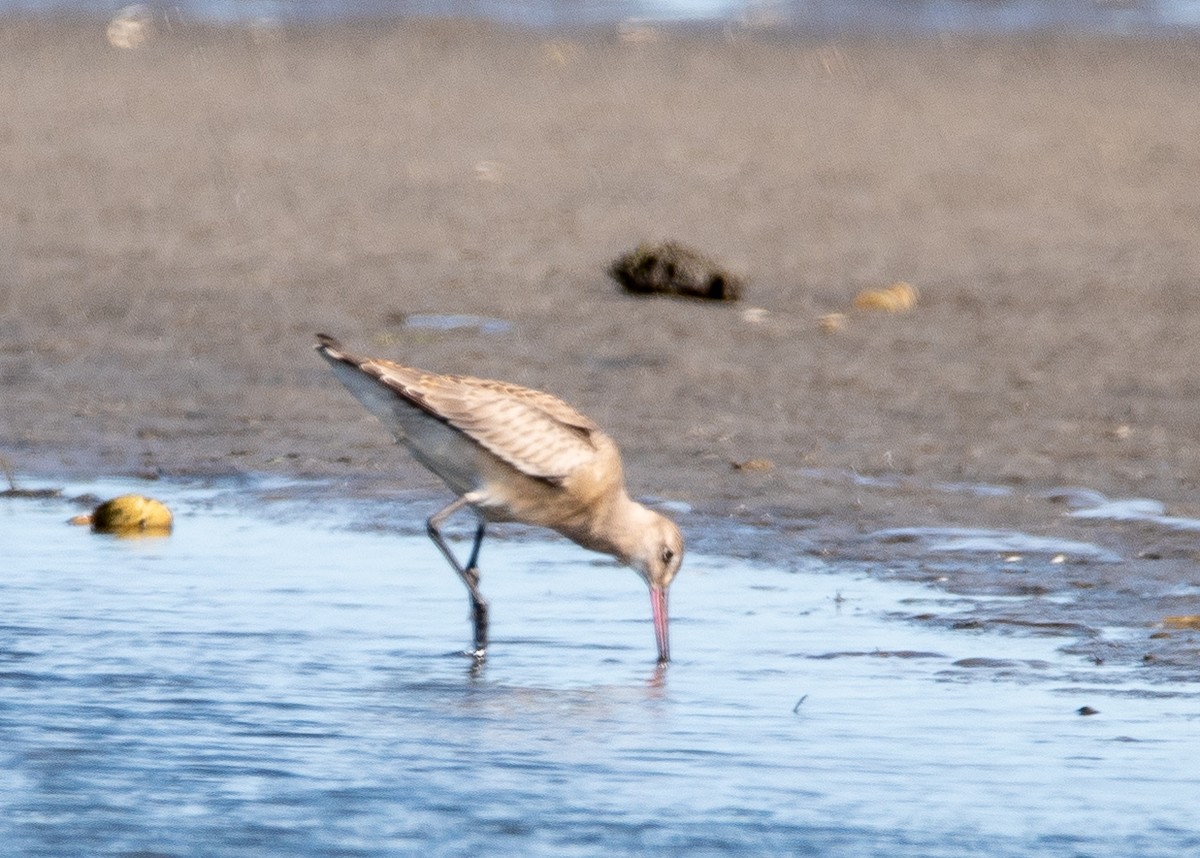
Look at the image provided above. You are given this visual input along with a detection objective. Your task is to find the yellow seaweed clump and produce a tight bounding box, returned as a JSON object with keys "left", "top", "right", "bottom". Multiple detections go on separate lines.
{"left": 70, "top": 494, "right": 173, "bottom": 536}
{"left": 852, "top": 282, "right": 919, "bottom": 313}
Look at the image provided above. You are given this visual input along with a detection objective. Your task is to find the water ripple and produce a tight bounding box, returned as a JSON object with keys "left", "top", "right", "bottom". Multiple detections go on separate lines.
{"left": 2, "top": 479, "right": 1199, "bottom": 856}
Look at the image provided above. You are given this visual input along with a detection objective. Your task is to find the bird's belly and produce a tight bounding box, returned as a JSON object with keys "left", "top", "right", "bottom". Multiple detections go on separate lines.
{"left": 398, "top": 418, "right": 486, "bottom": 497}
{"left": 470, "top": 453, "right": 597, "bottom": 533}
{"left": 328, "top": 360, "right": 486, "bottom": 496}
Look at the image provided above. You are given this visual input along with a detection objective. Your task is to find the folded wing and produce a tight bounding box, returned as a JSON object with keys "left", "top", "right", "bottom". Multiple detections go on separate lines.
{"left": 364, "top": 360, "right": 602, "bottom": 485}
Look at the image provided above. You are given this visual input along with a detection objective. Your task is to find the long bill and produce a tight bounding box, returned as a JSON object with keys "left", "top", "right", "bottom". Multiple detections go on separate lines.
{"left": 650, "top": 585, "right": 670, "bottom": 663}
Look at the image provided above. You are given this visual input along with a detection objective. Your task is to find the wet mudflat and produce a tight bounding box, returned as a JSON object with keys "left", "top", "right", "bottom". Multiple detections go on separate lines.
{"left": 3, "top": 478, "right": 1198, "bottom": 856}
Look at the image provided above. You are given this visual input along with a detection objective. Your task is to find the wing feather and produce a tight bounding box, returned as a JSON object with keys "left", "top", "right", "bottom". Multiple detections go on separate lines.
{"left": 364, "top": 359, "right": 602, "bottom": 483}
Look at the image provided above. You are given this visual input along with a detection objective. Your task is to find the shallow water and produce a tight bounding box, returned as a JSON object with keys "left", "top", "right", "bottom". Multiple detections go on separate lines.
{"left": 3, "top": 479, "right": 1199, "bottom": 856}
{"left": 5, "top": 0, "right": 1200, "bottom": 33}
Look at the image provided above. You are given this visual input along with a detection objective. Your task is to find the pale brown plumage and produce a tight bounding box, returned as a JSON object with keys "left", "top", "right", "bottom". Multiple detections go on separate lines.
{"left": 373, "top": 367, "right": 601, "bottom": 482}
{"left": 314, "top": 334, "right": 682, "bottom": 663}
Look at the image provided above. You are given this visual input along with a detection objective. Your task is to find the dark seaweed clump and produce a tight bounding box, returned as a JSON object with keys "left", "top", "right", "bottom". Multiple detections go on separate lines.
{"left": 608, "top": 241, "right": 743, "bottom": 301}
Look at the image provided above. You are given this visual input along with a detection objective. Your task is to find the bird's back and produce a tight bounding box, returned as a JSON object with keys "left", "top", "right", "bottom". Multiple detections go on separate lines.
{"left": 315, "top": 336, "right": 621, "bottom": 518}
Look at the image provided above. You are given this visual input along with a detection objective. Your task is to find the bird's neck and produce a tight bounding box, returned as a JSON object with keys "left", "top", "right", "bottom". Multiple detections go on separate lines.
{"left": 576, "top": 490, "right": 654, "bottom": 567}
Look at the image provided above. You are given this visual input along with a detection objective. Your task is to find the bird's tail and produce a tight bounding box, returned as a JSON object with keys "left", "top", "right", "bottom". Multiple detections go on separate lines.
{"left": 314, "top": 332, "right": 344, "bottom": 357}
{"left": 314, "top": 333, "right": 370, "bottom": 368}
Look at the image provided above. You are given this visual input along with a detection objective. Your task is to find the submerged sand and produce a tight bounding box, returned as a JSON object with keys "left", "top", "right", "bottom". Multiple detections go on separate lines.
{"left": 3, "top": 16, "right": 1200, "bottom": 668}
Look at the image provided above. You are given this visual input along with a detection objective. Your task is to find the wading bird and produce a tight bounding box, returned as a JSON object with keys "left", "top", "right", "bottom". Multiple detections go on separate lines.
{"left": 315, "top": 334, "right": 682, "bottom": 663}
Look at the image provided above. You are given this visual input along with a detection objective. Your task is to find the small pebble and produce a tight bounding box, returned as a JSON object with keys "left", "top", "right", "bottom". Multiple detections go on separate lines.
{"left": 818, "top": 312, "right": 846, "bottom": 333}
{"left": 731, "top": 459, "right": 774, "bottom": 472}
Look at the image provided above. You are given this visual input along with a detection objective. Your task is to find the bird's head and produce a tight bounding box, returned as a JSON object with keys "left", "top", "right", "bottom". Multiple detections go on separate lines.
{"left": 635, "top": 511, "right": 684, "bottom": 591}
{"left": 629, "top": 509, "right": 684, "bottom": 664}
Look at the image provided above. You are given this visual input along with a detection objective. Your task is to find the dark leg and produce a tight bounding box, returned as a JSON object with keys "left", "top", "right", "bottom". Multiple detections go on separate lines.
{"left": 465, "top": 520, "right": 486, "bottom": 572}
{"left": 458, "top": 520, "right": 489, "bottom": 655}
{"left": 427, "top": 494, "right": 489, "bottom": 658}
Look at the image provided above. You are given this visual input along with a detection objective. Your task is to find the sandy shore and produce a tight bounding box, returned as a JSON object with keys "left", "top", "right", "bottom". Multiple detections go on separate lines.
{"left": 4, "top": 17, "right": 1200, "bottom": 647}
